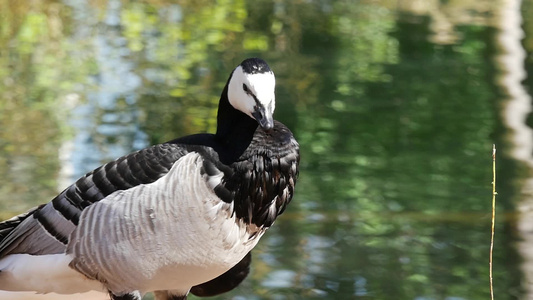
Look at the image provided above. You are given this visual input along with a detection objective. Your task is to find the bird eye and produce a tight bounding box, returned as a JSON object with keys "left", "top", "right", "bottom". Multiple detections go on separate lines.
{"left": 242, "top": 84, "right": 250, "bottom": 93}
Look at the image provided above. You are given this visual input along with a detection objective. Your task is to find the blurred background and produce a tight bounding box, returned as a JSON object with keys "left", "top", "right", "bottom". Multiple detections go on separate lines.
{"left": 1, "top": 0, "right": 532, "bottom": 299}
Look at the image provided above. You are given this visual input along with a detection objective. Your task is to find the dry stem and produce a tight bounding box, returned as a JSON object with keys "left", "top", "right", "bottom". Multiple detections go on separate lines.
{"left": 490, "top": 144, "right": 496, "bottom": 300}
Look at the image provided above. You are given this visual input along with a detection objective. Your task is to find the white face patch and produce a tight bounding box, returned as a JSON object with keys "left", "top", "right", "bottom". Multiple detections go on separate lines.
{"left": 227, "top": 66, "right": 276, "bottom": 120}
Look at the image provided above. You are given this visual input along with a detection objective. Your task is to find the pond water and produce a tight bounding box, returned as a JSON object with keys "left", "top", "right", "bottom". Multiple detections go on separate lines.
{"left": 1, "top": 0, "right": 533, "bottom": 299}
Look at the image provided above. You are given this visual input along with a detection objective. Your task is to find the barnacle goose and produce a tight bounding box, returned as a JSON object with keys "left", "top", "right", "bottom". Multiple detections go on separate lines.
{"left": 0, "top": 58, "right": 300, "bottom": 300}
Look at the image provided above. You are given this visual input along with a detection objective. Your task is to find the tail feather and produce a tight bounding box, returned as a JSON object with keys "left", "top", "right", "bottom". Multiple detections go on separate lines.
{"left": 0, "top": 206, "right": 42, "bottom": 242}
{"left": 0, "top": 291, "right": 109, "bottom": 300}
{"left": 0, "top": 253, "right": 104, "bottom": 294}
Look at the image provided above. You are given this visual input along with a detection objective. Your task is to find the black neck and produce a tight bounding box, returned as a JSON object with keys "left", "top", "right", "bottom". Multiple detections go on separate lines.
{"left": 215, "top": 83, "right": 258, "bottom": 163}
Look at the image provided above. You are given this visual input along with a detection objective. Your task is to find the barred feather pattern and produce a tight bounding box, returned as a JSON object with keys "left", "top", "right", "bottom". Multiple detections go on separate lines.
{"left": 0, "top": 144, "right": 188, "bottom": 257}
{"left": 67, "top": 153, "right": 260, "bottom": 296}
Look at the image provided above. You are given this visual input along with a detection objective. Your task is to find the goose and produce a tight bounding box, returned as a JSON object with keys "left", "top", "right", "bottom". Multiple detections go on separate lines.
{"left": 0, "top": 58, "right": 300, "bottom": 300}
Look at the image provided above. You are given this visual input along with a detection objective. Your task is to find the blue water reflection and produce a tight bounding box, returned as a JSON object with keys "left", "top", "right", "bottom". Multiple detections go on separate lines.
{"left": 64, "top": 0, "right": 149, "bottom": 180}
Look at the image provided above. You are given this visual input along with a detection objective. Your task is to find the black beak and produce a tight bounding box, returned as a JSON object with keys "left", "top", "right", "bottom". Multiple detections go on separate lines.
{"left": 252, "top": 106, "right": 274, "bottom": 130}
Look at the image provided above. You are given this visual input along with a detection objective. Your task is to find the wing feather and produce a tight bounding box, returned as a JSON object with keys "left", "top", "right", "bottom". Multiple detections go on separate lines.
{"left": 0, "top": 143, "right": 189, "bottom": 257}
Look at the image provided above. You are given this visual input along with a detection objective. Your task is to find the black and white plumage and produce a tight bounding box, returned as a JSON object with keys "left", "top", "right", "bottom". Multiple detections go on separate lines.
{"left": 0, "top": 58, "right": 299, "bottom": 300}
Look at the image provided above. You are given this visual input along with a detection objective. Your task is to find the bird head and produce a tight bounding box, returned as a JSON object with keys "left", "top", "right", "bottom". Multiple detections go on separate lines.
{"left": 227, "top": 58, "right": 276, "bottom": 130}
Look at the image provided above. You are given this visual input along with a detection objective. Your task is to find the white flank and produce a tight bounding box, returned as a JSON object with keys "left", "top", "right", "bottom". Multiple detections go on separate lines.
{"left": 67, "top": 152, "right": 262, "bottom": 296}
{"left": 0, "top": 253, "right": 104, "bottom": 294}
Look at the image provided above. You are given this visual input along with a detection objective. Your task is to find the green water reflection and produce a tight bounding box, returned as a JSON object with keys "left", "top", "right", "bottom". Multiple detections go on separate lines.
{"left": 1, "top": 0, "right": 532, "bottom": 299}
